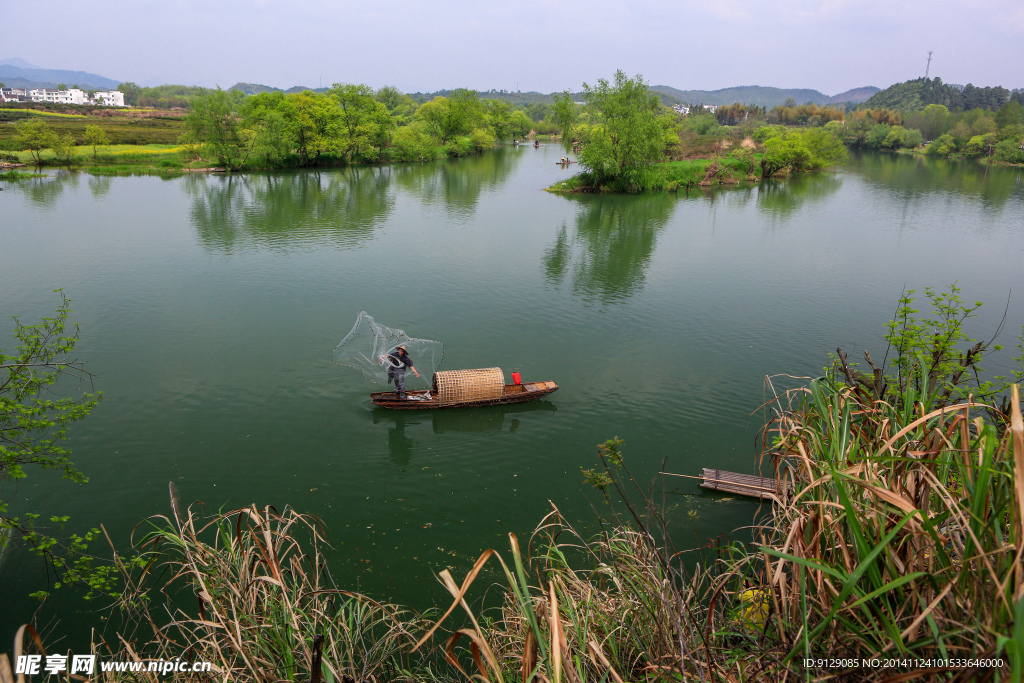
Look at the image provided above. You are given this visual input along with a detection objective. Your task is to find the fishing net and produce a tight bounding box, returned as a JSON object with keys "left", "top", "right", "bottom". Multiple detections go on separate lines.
{"left": 332, "top": 312, "right": 444, "bottom": 387}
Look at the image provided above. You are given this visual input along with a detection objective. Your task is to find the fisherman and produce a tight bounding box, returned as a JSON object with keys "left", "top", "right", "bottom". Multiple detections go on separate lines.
{"left": 386, "top": 345, "right": 420, "bottom": 399}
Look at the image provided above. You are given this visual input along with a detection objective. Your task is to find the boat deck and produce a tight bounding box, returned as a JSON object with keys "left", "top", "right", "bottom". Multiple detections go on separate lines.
{"left": 370, "top": 381, "right": 558, "bottom": 410}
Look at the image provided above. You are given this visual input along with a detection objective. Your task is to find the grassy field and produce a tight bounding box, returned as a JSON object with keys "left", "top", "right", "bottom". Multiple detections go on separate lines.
{"left": 1, "top": 144, "right": 212, "bottom": 176}
{"left": 0, "top": 108, "right": 186, "bottom": 146}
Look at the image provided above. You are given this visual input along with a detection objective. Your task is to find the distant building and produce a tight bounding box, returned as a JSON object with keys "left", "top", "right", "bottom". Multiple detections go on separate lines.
{"left": 93, "top": 90, "right": 125, "bottom": 107}
{"left": 23, "top": 88, "right": 126, "bottom": 106}
{"left": 703, "top": 104, "right": 718, "bottom": 114}
{"left": 0, "top": 87, "right": 29, "bottom": 102}
{"left": 673, "top": 104, "right": 690, "bottom": 116}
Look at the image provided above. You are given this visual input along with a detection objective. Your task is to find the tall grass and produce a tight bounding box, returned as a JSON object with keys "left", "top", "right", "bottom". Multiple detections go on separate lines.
{"left": 8, "top": 289, "right": 1022, "bottom": 681}
{"left": 98, "top": 490, "right": 440, "bottom": 682}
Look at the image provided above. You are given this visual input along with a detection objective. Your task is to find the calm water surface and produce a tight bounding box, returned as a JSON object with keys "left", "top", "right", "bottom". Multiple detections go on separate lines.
{"left": 1, "top": 149, "right": 1022, "bottom": 639}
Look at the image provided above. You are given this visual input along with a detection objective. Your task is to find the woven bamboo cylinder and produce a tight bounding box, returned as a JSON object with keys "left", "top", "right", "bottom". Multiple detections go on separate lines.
{"left": 433, "top": 368, "right": 505, "bottom": 406}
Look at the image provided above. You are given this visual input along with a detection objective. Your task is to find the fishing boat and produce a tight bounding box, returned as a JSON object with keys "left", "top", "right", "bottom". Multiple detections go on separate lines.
{"left": 371, "top": 367, "right": 558, "bottom": 410}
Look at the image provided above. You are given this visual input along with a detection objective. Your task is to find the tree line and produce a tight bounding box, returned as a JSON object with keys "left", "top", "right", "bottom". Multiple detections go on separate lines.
{"left": 182, "top": 85, "right": 552, "bottom": 170}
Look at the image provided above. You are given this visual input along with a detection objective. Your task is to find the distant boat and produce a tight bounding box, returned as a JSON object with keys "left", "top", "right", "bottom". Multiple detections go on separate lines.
{"left": 371, "top": 367, "right": 558, "bottom": 410}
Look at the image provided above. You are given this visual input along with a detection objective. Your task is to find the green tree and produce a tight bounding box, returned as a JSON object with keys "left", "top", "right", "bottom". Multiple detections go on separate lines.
{"left": 802, "top": 127, "right": 848, "bottom": 163}
{"left": 509, "top": 110, "right": 532, "bottom": 139}
{"left": 759, "top": 131, "right": 813, "bottom": 177}
{"left": 239, "top": 91, "right": 298, "bottom": 166}
{"left": 368, "top": 105, "right": 397, "bottom": 161}
{"left": 375, "top": 85, "right": 403, "bottom": 112}
{"left": 919, "top": 104, "right": 951, "bottom": 140}
{"left": 484, "top": 99, "right": 512, "bottom": 140}
{"left": 51, "top": 132, "right": 78, "bottom": 165}
{"left": 13, "top": 120, "right": 59, "bottom": 164}
{"left": 1, "top": 292, "right": 113, "bottom": 601}
{"left": 866, "top": 123, "right": 892, "bottom": 149}
{"left": 83, "top": 125, "right": 110, "bottom": 160}
{"left": 415, "top": 89, "right": 482, "bottom": 144}
{"left": 552, "top": 92, "right": 580, "bottom": 154}
{"left": 116, "top": 82, "right": 143, "bottom": 107}
{"left": 995, "top": 100, "right": 1024, "bottom": 130}
{"left": 183, "top": 88, "right": 248, "bottom": 170}
{"left": 289, "top": 91, "right": 342, "bottom": 166}
{"left": 331, "top": 83, "right": 381, "bottom": 160}
{"left": 526, "top": 102, "right": 551, "bottom": 123}
{"left": 578, "top": 71, "right": 663, "bottom": 188}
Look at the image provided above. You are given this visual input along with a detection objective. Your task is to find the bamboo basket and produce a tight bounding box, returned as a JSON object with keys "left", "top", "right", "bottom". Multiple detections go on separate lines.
{"left": 433, "top": 368, "right": 505, "bottom": 407}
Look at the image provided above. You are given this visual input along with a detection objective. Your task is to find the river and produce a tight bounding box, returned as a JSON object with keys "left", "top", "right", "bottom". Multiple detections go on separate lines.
{"left": 1, "top": 147, "right": 1022, "bottom": 641}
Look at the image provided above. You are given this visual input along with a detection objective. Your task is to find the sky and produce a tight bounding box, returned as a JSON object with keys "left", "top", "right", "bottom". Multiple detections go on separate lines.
{"left": 3, "top": 0, "right": 1022, "bottom": 94}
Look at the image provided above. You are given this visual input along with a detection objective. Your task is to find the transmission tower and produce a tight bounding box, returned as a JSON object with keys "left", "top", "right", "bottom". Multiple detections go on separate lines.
{"left": 925, "top": 51, "right": 933, "bottom": 79}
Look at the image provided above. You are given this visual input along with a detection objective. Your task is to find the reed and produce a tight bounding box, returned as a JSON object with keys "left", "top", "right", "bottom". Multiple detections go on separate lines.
{"left": 98, "top": 490, "right": 440, "bottom": 682}
{"left": 708, "top": 374, "right": 1024, "bottom": 680}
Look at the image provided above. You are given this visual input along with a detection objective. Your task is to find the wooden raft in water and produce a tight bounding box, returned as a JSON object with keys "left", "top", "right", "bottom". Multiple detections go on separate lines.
{"left": 699, "top": 468, "right": 788, "bottom": 501}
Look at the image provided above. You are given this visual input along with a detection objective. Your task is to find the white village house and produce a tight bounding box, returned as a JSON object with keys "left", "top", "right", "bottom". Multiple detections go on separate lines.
{"left": 1, "top": 87, "right": 125, "bottom": 106}
{"left": 672, "top": 103, "right": 717, "bottom": 116}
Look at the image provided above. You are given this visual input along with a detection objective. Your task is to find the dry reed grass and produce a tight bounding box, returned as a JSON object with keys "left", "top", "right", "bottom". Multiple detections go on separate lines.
{"left": 95, "top": 489, "right": 439, "bottom": 682}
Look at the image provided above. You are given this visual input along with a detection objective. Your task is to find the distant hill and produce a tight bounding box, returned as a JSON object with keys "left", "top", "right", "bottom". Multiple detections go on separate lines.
{"left": 0, "top": 62, "right": 120, "bottom": 90}
{"left": 0, "top": 58, "right": 42, "bottom": 69}
{"left": 829, "top": 86, "right": 880, "bottom": 104}
{"left": 228, "top": 82, "right": 327, "bottom": 95}
{"left": 861, "top": 77, "right": 1011, "bottom": 112}
{"left": 650, "top": 84, "right": 878, "bottom": 108}
{"left": 229, "top": 82, "right": 282, "bottom": 95}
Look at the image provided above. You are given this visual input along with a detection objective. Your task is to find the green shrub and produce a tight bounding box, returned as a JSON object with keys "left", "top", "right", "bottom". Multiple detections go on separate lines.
{"left": 388, "top": 125, "right": 440, "bottom": 162}
{"left": 993, "top": 138, "right": 1024, "bottom": 163}
{"left": 926, "top": 133, "right": 957, "bottom": 156}
{"left": 468, "top": 127, "right": 496, "bottom": 153}
{"left": 444, "top": 136, "right": 472, "bottom": 158}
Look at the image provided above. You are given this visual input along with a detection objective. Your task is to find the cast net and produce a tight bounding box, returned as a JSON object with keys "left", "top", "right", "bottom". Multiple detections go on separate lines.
{"left": 332, "top": 312, "right": 444, "bottom": 388}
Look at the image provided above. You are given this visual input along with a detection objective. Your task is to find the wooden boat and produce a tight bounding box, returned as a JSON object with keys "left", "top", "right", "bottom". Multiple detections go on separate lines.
{"left": 371, "top": 367, "right": 558, "bottom": 410}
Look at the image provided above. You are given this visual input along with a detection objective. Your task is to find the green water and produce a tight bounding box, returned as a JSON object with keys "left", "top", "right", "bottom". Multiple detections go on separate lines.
{"left": 1, "top": 148, "right": 1022, "bottom": 641}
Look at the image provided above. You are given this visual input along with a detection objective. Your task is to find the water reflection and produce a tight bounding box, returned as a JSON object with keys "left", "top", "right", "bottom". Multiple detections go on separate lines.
{"left": 6, "top": 175, "right": 68, "bottom": 209}
{"left": 851, "top": 152, "right": 1023, "bottom": 211}
{"left": 88, "top": 175, "right": 112, "bottom": 199}
{"left": 186, "top": 168, "right": 395, "bottom": 252}
{"left": 392, "top": 147, "right": 520, "bottom": 220}
{"left": 430, "top": 401, "right": 556, "bottom": 434}
{"left": 544, "top": 193, "right": 677, "bottom": 303}
{"left": 370, "top": 401, "right": 557, "bottom": 466}
{"left": 755, "top": 174, "right": 843, "bottom": 219}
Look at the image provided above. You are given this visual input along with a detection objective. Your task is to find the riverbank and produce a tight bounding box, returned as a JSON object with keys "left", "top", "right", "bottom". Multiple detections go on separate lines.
{"left": 36, "top": 364, "right": 1023, "bottom": 682}
{"left": 547, "top": 154, "right": 760, "bottom": 193}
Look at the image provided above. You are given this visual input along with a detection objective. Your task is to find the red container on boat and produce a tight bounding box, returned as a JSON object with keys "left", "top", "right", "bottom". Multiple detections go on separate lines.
{"left": 512, "top": 371, "right": 521, "bottom": 385}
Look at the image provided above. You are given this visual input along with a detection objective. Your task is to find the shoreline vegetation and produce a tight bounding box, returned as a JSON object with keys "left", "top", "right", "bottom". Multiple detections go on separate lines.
{"left": 7, "top": 287, "right": 1024, "bottom": 681}
{"left": 2, "top": 73, "right": 1021, "bottom": 190}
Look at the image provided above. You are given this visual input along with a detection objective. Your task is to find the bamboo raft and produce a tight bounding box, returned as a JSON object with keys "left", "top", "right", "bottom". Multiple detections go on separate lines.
{"left": 698, "top": 468, "right": 789, "bottom": 501}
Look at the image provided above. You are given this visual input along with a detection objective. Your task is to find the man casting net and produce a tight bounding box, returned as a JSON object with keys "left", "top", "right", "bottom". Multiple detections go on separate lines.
{"left": 332, "top": 312, "right": 444, "bottom": 394}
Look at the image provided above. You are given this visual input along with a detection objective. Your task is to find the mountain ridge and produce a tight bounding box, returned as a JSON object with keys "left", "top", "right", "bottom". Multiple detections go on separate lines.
{"left": 0, "top": 63, "right": 120, "bottom": 90}
{"left": 650, "top": 84, "right": 879, "bottom": 108}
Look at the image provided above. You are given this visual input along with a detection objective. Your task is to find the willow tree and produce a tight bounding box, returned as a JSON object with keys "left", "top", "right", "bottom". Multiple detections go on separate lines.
{"left": 578, "top": 71, "right": 663, "bottom": 189}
